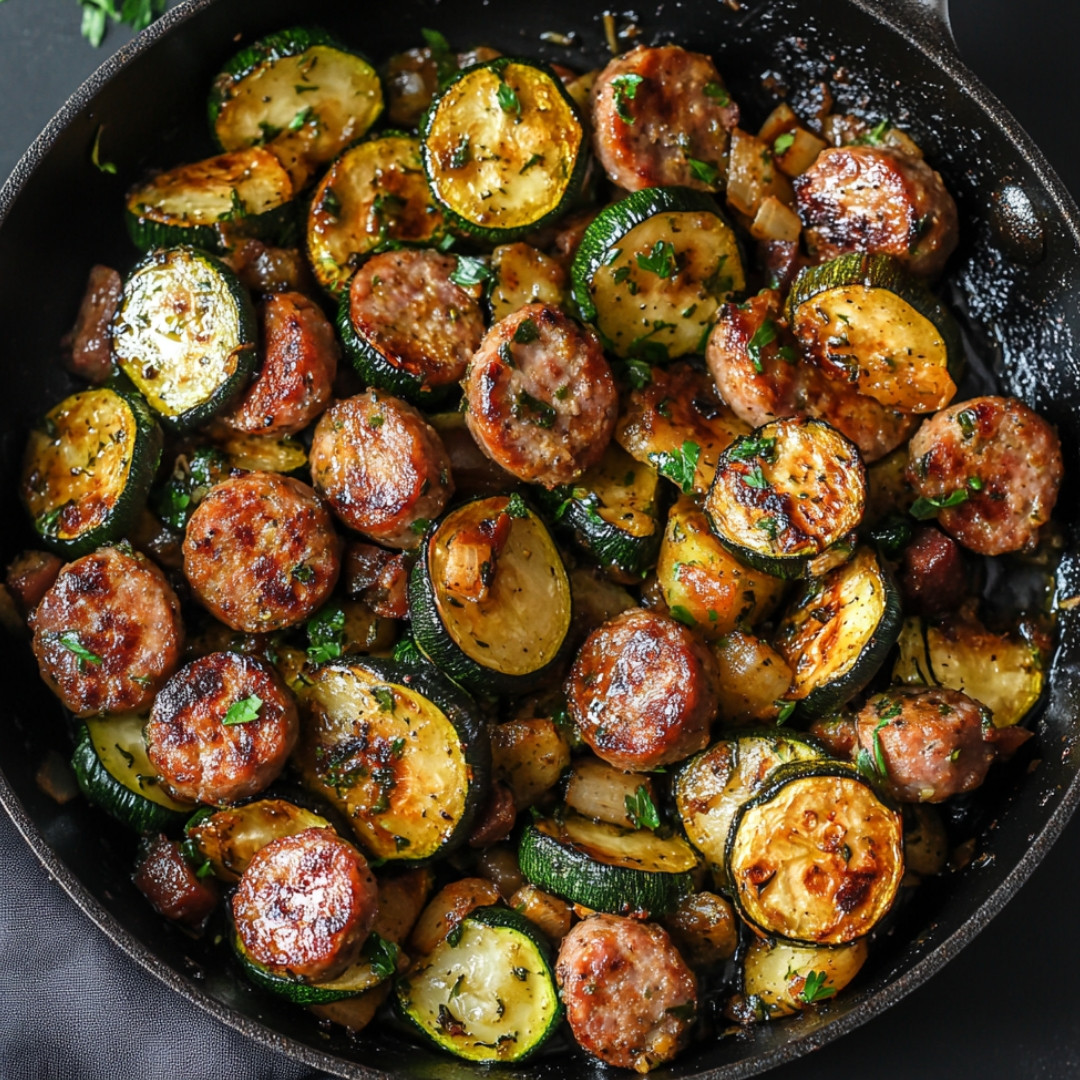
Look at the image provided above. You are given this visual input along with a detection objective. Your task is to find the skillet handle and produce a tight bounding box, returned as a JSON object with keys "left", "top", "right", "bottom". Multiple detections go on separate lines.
{"left": 863, "top": 0, "right": 958, "bottom": 55}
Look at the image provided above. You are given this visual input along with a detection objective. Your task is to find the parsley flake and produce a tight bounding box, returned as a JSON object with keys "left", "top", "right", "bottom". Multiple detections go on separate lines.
{"left": 636, "top": 240, "right": 678, "bottom": 279}
{"left": 746, "top": 319, "right": 779, "bottom": 372}
{"left": 223, "top": 694, "right": 263, "bottom": 726}
{"left": 650, "top": 441, "right": 701, "bottom": 494}
{"left": 496, "top": 79, "right": 521, "bottom": 116}
{"left": 624, "top": 784, "right": 661, "bottom": 830}
{"left": 306, "top": 604, "right": 346, "bottom": 664}
{"left": 910, "top": 490, "right": 970, "bottom": 519}
{"left": 449, "top": 254, "right": 492, "bottom": 287}
{"left": 367, "top": 932, "right": 401, "bottom": 980}
{"left": 800, "top": 970, "right": 837, "bottom": 1004}
{"left": 58, "top": 632, "right": 101, "bottom": 668}
{"left": 687, "top": 157, "right": 720, "bottom": 185}
{"left": 505, "top": 492, "right": 529, "bottom": 519}
{"left": 610, "top": 72, "right": 645, "bottom": 124}
{"left": 773, "top": 132, "right": 796, "bottom": 155}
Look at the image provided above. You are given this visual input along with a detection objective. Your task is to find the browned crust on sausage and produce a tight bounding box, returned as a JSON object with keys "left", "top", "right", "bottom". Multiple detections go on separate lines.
{"left": 62, "top": 264, "right": 121, "bottom": 383}
{"left": 6, "top": 550, "right": 63, "bottom": 616}
{"left": 232, "top": 827, "right": 377, "bottom": 981}
{"left": 221, "top": 239, "right": 316, "bottom": 297}
{"left": 566, "top": 607, "right": 719, "bottom": 771}
{"left": 134, "top": 834, "right": 219, "bottom": 928}
{"left": 183, "top": 471, "right": 341, "bottom": 632}
{"left": 309, "top": 390, "right": 454, "bottom": 548}
{"left": 30, "top": 546, "right": 184, "bottom": 716}
{"left": 898, "top": 525, "right": 968, "bottom": 615}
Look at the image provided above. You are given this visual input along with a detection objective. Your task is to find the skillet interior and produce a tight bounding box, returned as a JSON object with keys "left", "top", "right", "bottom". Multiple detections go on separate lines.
{"left": 0, "top": 1, "right": 1078, "bottom": 1077}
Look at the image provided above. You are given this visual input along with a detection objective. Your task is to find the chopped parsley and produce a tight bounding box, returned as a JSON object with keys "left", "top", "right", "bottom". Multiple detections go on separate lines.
{"left": 855, "top": 118, "right": 891, "bottom": 146}
{"left": 649, "top": 441, "right": 701, "bottom": 494}
{"left": 703, "top": 81, "right": 731, "bottom": 106}
{"left": 669, "top": 604, "right": 698, "bottom": 628}
{"left": 449, "top": 134, "right": 471, "bottom": 169}
{"left": 366, "top": 932, "right": 401, "bottom": 980}
{"left": 90, "top": 126, "right": 117, "bottom": 175}
{"left": 78, "top": 0, "right": 167, "bottom": 47}
{"left": 729, "top": 434, "right": 777, "bottom": 462}
{"left": 222, "top": 694, "right": 263, "bottom": 726}
{"left": 800, "top": 970, "right": 837, "bottom": 1004}
{"left": 372, "top": 686, "right": 396, "bottom": 713}
{"left": 773, "top": 132, "right": 796, "bottom": 155}
{"left": 610, "top": 72, "right": 645, "bottom": 124}
{"left": 57, "top": 632, "right": 101, "bottom": 669}
{"left": 505, "top": 492, "right": 530, "bottom": 519}
{"left": 306, "top": 604, "right": 346, "bottom": 664}
{"left": 449, "top": 254, "right": 492, "bottom": 287}
{"left": 513, "top": 318, "right": 540, "bottom": 344}
{"left": 746, "top": 319, "right": 779, "bottom": 372}
{"left": 513, "top": 390, "right": 556, "bottom": 429}
{"left": 909, "top": 489, "right": 970, "bottom": 519}
{"left": 741, "top": 464, "right": 770, "bottom": 490}
{"left": 956, "top": 408, "right": 977, "bottom": 439}
{"left": 291, "top": 563, "right": 315, "bottom": 584}
{"left": 519, "top": 153, "right": 544, "bottom": 174}
{"left": 318, "top": 186, "right": 342, "bottom": 219}
{"left": 687, "top": 157, "right": 720, "bottom": 185}
{"left": 288, "top": 105, "right": 315, "bottom": 132}
{"left": 636, "top": 240, "right": 678, "bottom": 279}
{"left": 421, "top": 27, "right": 458, "bottom": 87}
{"left": 624, "top": 784, "right": 661, "bottom": 830}
{"left": 496, "top": 79, "right": 521, "bottom": 117}
{"left": 775, "top": 700, "right": 797, "bottom": 726}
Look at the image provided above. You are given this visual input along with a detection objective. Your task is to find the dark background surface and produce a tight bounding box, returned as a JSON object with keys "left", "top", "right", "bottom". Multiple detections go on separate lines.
{"left": 0, "top": 1, "right": 1078, "bottom": 1077}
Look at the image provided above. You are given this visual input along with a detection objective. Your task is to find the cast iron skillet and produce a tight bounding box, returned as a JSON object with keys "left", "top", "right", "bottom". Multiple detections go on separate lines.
{"left": 1, "top": 0, "right": 1078, "bottom": 1076}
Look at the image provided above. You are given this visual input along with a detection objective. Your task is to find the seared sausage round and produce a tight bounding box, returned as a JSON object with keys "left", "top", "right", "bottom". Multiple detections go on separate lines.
{"left": 566, "top": 607, "right": 719, "bottom": 771}
{"left": 347, "top": 248, "right": 485, "bottom": 395}
{"left": 6, "top": 549, "right": 62, "bottom": 616}
{"left": 310, "top": 390, "right": 454, "bottom": 548}
{"left": 134, "top": 833, "right": 219, "bottom": 928}
{"left": 61, "top": 264, "right": 122, "bottom": 383}
{"left": 232, "top": 827, "right": 378, "bottom": 981}
{"left": 464, "top": 303, "right": 617, "bottom": 488}
{"left": 556, "top": 913, "right": 698, "bottom": 1073}
{"left": 794, "top": 145, "right": 959, "bottom": 277}
{"left": 856, "top": 687, "right": 995, "bottom": 803}
{"left": 220, "top": 292, "right": 339, "bottom": 436}
{"left": 183, "top": 471, "right": 341, "bottom": 632}
{"left": 145, "top": 651, "right": 299, "bottom": 805}
{"left": 30, "top": 545, "right": 183, "bottom": 716}
{"left": 906, "top": 395, "right": 1063, "bottom": 555}
{"left": 591, "top": 45, "right": 738, "bottom": 192}
{"left": 898, "top": 525, "right": 968, "bottom": 615}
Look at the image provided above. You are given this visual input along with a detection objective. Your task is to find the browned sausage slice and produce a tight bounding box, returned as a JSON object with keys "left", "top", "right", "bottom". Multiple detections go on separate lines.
{"left": 232, "top": 827, "right": 378, "bottom": 981}
{"left": 591, "top": 45, "right": 738, "bottom": 192}
{"left": 556, "top": 913, "right": 698, "bottom": 1072}
{"left": 897, "top": 525, "right": 968, "bottom": 615}
{"left": 6, "top": 550, "right": 62, "bottom": 616}
{"left": 464, "top": 303, "right": 617, "bottom": 488}
{"left": 220, "top": 291, "right": 339, "bottom": 436}
{"left": 906, "top": 396, "right": 1063, "bottom": 555}
{"left": 183, "top": 471, "right": 341, "bottom": 632}
{"left": 134, "top": 833, "right": 219, "bottom": 928}
{"left": 30, "top": 545, "right": 184, "bottom": 716}
{"left": 310, "top": 390, "right": 454, "bottom": 548}
{"left": 61, "top": 264, "right": 122, "bottom": 383}
{"left": 566, "top": 607, "right": 719, "bottom": 772}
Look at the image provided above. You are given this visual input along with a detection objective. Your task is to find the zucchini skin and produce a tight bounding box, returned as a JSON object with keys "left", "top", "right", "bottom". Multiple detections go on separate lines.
{"left": 126, "top": 200, "right": 297, "bottom": 255}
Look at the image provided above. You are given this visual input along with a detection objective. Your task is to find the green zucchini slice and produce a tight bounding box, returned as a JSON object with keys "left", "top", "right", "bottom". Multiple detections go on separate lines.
{"left": 151, "top": 446, "right": 230, "bottom": 532}
{"left": 294, "top": 655, "right": 489, "bottom": 863}
{"left": 125, "top": 147, "right": 296, "bottom": 253}
{"left": 774, "top": 547, "right": 903, "bottom": 718}
{"left": 704, "top": 417, "right": 866, "bottom": 578}
{"left": 307, "top": 134, "right": 446, "bottom": 296}
{"left": 518, "top": 812, "right": 698, "bottom": 918}
{"left": 21, "top": 386, "right": 162, "bottom": 557}
{"left": 112, "top": 246, "right": 257, "bottom": 432}
{"left": 421, "top": 57, "right": 586, "bottom": 243}
{"left": 572, "top": 186, "right": 746, "bottom": 360}
{"left": 726, "top": 761, "right": 904, "bottom": 946}
{"left": 209, "top": 27, "right": 384, "bottom": 185}
{"left": 71, "top": 714, "right": 191, "bottom": 833}
{"left": 741, "top": 935, "right": 868, "bottom": 1018}
{"left": 786, "top": 253, "right": 962, "bottom": 414}
{"left": 675, "top": 732, "right": 825, "bottom": 876}
{"left": 539, "top": 442, "right": 663, "bottom": 581}
{"left": 396, "top": 906, "right": 562, "bottom": 1063}
{"left": 408, "top": 495, "right": 572, "bottom": 695}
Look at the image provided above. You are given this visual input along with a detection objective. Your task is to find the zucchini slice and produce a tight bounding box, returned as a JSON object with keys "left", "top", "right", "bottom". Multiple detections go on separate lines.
{"left": 71, "top": 714, "right": 191, "bottom": 833}
{"left": 397, "top": 905, "right": 562, "bottom": 1063}
{"left": 307, "top": 134, "right": 446, "bottom": 296}
{"left": 21, "top": 386, "right": 162, "bottom": 557}
{"left": 214, "top": 430, "right": 308, "bottom": 475}
{"left": 727, "top": 761, "right": 904, "bottom": 946}
{"left": 151, "top": 446, "right": 230, "bottom": 532}
{"left": 572, "top": 186, "right": 746, "bottom": 360}
{"left": 518, "top": 812, "right": 698, "bottom": 918}
{"left": 489, "top": 242, "right": 568, "bottom": 322}
{"left": 786, "top": 253, "right": 962, "bottom": 414}
{"left": 421, "top": 57, "right": 586, "bottom": 243}
{"left": 705, "top": 417, "right": 867, "bottom": 579}
{"left": 408, "top": 495, "right": 572, "bottom": 695}
{"left": 539, "top": 442, "right": 664, "bottom": 581}
{"left": 774, "top": 547, "right": 903, "bottom": 718}
{"left": 674, "top": 732, "right": 825, "bottom": 875}
{"left": 209, "top": 27, "right": 384, "bottom": 187}
{"left": 294, "top": 655, "right": 489, "bottom": 863}
{"left": 892, "top": 615, "right": 1043, "bottom": 728}
{"left": 741, "top": 936, "right": 868, "bottom": 1018}
{"left": 111, "top": 246, "right": 257, "bottom": 432}
{"left": 125, "top": 147, "right": 296, "bottom": 253}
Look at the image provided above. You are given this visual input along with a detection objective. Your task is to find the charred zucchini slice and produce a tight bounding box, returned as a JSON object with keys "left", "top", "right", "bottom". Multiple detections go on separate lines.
{"left": 421, "top": 57, "right": 586, "bottom": 243}
{"left": 396, "top": 905, "right": 562, "bottom": 1063}
{"left": 22, "top": 386, "right": 162, "bottom": 557}
{"left": 294, "top": 656, "right": 489, "bottom": 864}
{"left": 774, "top": 546, "right": 902, "bottom": 718}
{"left": 209, "top": 27, "right": 384, "bottom": 187}
{"left": 727, "top": 761, "right": 904, "bottom": 946}
{"left": 572, "top": 186, "right": 746, "bottom": 360}
{"left": 111, "top": 246, "right": 257, "bottom": 432}
{"left": 786, "top": 253, "right": 962, "bottom": 414}
{"left": 125, "top": 147, "right": 296, "bottom": 253}
{"left": 518, "top": 812, "right": 698, "bottom": 918}
{"left": 71, "top": 714, "right": 191, "bottom": 833}
{"left": 741, "top": 936, "right": 868, "bottom": 1018}
{"left": 307, "top": 134, "right": 446, "bottom": 296}
{"left": 408, "top": 495, "right": 572, "bottom": 695}
{"left": 704, "top": 417, "right": 866, "bottom": 578}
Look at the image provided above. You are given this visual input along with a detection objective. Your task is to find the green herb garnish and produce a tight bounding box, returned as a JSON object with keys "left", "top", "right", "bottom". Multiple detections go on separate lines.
{"left": 649, "top": 440, "right": 701, "bottom": 494}
{"left": 610, "top": 72, "right": 645, "bottom": 124}
{"left": 624, "top": 784, "right": 661, "bottom": 830}
{"left": 222, "top": 694, "right": 263, "bottom": 726}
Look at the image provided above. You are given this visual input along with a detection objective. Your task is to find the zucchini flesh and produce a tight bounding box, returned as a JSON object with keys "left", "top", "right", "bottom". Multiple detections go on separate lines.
{"left": 307, "top": 135, "right": 446, "bottom": 295}
{"left": 125, "top": 147, "right": 295, "bottom": 253}
{"left": 705, "top": 417, "right": 866, "bottom": 579}
{"left": 727, "top": 763, "right": 904, "bottom": 945}
{"left": 572, "top": 187, "right": 746, "bottom": 360}
{"left": 71, "top": 714, "right": 190, "bottom": 833}
{"left": 518, "top": 813, "right": 698, "bottom": 917}
{"left": 214, "top": 431, "right": 307, "bottom": 475}
{"left": 22, "top": 387, "right": 162, "bottom": 557}
{"left": 295, "top": 656, "right": 488, "bottom": 863}
{"left": 742, "top": 936, "right": 867, "bottom": 1018}
{"left": 112, "top": 247, "right": 256, "bottom": 432}
{"left": 489, "top": 242, "right": 568, "bottom": 322}
{"left": 787, "top": 254, "right": 960, "bottom": 414}
{"left": 892, "top": 615, "right": 1042, "bottom": 728}
{"left": 421, "top": 58, "right": 586, "bottom": 242}
{"left": 774, "top": 547, "right": 902, "bottom": 717}
{"left": 397, "top": 906, "right": 562, "bottom": 1063}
